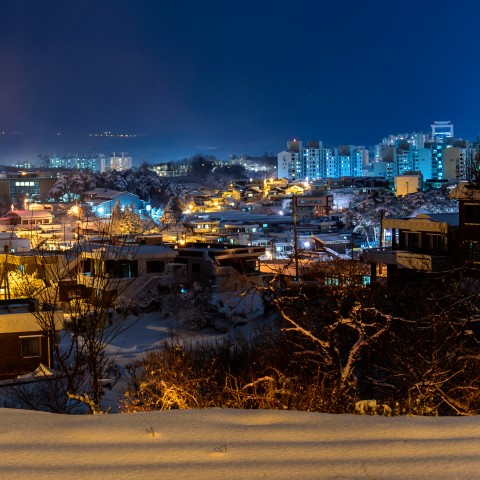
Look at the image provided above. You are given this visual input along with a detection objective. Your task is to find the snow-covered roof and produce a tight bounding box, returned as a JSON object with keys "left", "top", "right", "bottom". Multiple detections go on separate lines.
{"left": 450, "top": 182, "right": 480, "bottom": 201}
{"left": 200, "top": 211, "right": 294, "bottom": 224}
{"left": 87, "top": 243, "right": 177, "bottom": 259}
{"left": 417, "top": 212, "right": 459, "bottom": 226}
{"left": 84, "top": 188, "right": 137, "bottom": 200}
{"left": 7, "top": 209, "right": 53, "bottom": 219}
{"left": 312, "top": 233, "right": 349, "bottom": 244}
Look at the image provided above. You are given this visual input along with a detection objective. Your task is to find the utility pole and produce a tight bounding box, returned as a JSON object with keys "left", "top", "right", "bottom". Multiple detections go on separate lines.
{"left": 292, "top": 195, "right": 299, "bottom": 281}
{"left": 379, "top": 208, "right": 385, "bottom": 275}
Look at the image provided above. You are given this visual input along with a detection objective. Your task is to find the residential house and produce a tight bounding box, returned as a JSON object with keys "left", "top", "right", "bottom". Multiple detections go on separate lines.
{"left": 175, "top": 243, "right": 267, "bottom": 292}
{"left": 186, "top": 219, "right": 221, "bottom": 238}
{"left": 222, "top": 186, "right": 242, "bottom": 204}
{"left": 243, "top": 186, "right": 264, "bottom": 203}
{"left": 0, "top": 299, "right": 63, "bottom": 380}
{"left": 450, "top": 182, "right": 480, "bottom": 246}
{"left": 311, "top": 233, "right": 350, "bottom": 257}
{"left": 76, "top": 243, "right": 187, "bottom": 308}
{"left": 293, "top": 194, "right": 334, "bottom": 220}
{"left": 0, "top": 232, "right": 30, "bottom": 253}
{"left": 82, "top": 189, "right": 147, "bottom": 218}
{"left": 362, "top": 182, "right": 480, "bottom": 283}
{"left": 363, "top": 213, "right": 458, "bottom": 284}
{"left": 3, "top": 209, "right": 53, "bottom": 229}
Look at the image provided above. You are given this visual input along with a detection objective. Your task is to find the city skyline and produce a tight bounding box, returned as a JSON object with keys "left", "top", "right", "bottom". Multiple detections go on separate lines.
{"left": 1, "top": 0, "right": 479, "bottom": 163}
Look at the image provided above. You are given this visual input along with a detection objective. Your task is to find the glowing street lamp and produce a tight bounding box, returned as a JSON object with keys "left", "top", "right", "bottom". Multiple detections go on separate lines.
{"left": 69, "top": 205, "right": 81, "bottom": 217}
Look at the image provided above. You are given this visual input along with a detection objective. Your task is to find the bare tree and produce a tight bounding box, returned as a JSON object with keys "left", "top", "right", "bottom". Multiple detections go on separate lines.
{"left": 10, "top": 233, "right": 142, "bottom": 413}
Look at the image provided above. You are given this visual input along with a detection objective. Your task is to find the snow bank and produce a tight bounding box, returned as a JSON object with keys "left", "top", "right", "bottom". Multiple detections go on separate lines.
{"left": 1, "top": 408, "right": 479, "bottom": 479}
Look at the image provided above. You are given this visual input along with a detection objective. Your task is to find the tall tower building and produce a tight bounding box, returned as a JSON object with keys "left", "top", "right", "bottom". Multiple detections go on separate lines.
{"left": 431, "top": 121, "right": 454, "bottom": 143}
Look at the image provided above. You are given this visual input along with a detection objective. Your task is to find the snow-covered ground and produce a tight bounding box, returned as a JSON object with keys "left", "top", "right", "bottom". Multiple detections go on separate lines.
{"left": 100, "top": 309, "right": 249, "bottom": 411}
{"left": 1, "top": 407, "right": 479, "bottom": 479}
{"left": 103, "top": 304, "right": 267, "bottom": 369}
{"left": 103, "top": 310, "right": 227, "bottom": 367}
{"left": 2, "top": 307, "right": 480, "bottom": 478}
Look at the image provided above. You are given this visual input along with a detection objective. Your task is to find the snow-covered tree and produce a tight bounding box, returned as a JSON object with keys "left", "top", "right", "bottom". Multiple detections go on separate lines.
{"left": 48, "top": 171, "right": 96, "bottom": 202}
{"left": 161, "top": 195, "right": 184, "bottom": 228}
{"left": 123, "top": 203, "right": 143, "bottom": 234}
{"left": 7, "top": 271, "right": 45, "bottom": 298}
{"left": 342, "top": 189, "right": 458, "bottom": 246}
{"left": 18, "top": 241, "right": 142, "bottom": 414}
{"left": 108, "top": 201, "right": 145, "bottom": 235}
{"left": 49, "top": 175, "right": 70, "bottom": 201}
{"left": 69, "top": 171, "right": 96, "bottom": 196}
{"left": 94, "top": 166, "right": 165, "bottom": 205}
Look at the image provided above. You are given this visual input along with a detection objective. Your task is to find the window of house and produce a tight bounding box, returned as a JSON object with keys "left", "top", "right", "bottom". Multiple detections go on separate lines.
{"left": 324, "top": 276, "right": 339, "bottom": 286}
{"left": 192, "top": 263, "right": 201, "bottom": 274}
{"left": 428, "top": 234, "right": 446, "bottom": 252}
{"left": 121, "top": 263, "right": 132, "bottom": 278}
{"left": 406, "top": 232, "right": 420, "bottom": 249}
{"left": 20, "top": 336, "right": 41, "bottom": 358}
{"left": 146, "top": 260, "right": 165, "bottom": 273}
{"left": 465, "top": 204, "right": 480, "bottom": 224}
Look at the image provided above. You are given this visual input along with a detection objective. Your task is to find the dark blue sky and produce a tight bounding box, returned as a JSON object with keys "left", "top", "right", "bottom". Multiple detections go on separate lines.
{"left": 0, "top": 0, "right": 479, "bottom": 163}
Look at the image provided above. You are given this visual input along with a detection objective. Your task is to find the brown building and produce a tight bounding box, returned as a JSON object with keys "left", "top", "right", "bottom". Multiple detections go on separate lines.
{"left": 0, "top": 299, "right": 62, "bottom": 380}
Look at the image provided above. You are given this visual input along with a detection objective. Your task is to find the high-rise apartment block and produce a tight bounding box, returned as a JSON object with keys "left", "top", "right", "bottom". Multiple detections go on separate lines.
{"left": 278, "top": 122, "right": 480, "bottom": 186}
{"left": 108, "top": 152, "right": 132, "bottom": 171}
{"left": 277, "top": 140, "right": 364, "bottom": 181}
{"left": 47, "top": 155, "right": 106, "bottom": 172}
{"left": 374, "top": 122, "right": 468, "bottom": 182}
{"left": 373, "top": 142, "right": 467, "bottom": 182}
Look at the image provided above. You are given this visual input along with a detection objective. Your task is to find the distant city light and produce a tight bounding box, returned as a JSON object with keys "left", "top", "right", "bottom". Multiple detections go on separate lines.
{"left": 89, "top": 131, "right": 140, "bottom": 138}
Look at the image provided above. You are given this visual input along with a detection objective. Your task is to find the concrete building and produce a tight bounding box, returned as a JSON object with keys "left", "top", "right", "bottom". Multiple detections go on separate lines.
{"left": 108, "top": 153, "right": 132, "bottom": 171}
{"left": 47, "top": 155, "right": 106, "bottom": 172}
{"left": 278, "top": 140, "right": 364, "bottom": 181}
{"left": 443, "top": 146, "right": 466, "bottom": 181}
{"left": 394, "top": 173, "right": 423, "bottom": 196}
{"left": 0, "top": 174, "right": 57, "bottom": 203}
{"left": 431, "top": 121, "right": 454, "bottom": 143}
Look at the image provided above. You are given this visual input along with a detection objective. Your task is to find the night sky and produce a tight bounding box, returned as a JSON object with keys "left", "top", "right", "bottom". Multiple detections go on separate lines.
{"left": 1, "top": 0, "right": 479, "bottom": 163}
